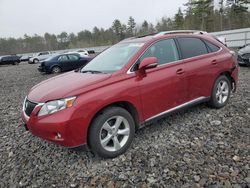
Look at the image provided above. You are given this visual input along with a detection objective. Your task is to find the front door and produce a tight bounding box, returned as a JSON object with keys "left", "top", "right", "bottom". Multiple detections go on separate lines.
{"left": 135, "top": 39, "right": 187, "bottom": 121}
{"left": 58, "top": 55, "right": 69, "bottom": 71}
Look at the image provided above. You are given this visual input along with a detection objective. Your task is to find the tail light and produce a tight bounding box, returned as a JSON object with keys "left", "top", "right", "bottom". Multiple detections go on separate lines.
{"left": 230, "top": 51, "right": 238, "bottom": 68}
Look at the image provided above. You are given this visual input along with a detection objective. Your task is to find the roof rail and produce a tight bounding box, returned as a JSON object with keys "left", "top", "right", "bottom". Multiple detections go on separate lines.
{"left": 121, "top": 33, "right": 157, "bottom": 42}
{"left": 154, "top": 30, "right": 207, "bottom": 37}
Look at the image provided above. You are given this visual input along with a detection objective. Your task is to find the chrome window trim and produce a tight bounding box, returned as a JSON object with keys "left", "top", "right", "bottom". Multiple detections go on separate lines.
{"left": 126, "top": 38, "right": 180, "bottom": 74}
{"left": 145, "top": 96, "right": 207, "bottom": 122}
{"left": 126, "top": 37, "right": 223, "bottom": 75}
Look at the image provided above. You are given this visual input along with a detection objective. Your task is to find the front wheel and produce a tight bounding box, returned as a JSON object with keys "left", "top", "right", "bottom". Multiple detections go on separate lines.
{"left": 209, "top": 75, "right": 231, "bottom": 109}
{"left": 88, "top": 107, "right": 135, "bottom": 158}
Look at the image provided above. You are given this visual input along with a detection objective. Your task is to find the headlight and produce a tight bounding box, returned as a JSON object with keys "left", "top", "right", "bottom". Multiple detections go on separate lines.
{"left": 38, "top": 96, "right": 76, "bottom": 117}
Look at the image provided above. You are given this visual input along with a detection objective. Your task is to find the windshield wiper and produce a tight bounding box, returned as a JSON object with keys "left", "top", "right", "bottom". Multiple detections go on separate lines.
{"left": 81, "top": 70, "right": 105, "bottom": 74}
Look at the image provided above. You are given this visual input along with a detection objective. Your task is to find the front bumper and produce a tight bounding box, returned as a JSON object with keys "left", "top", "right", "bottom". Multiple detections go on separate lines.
{"left": 21, "top": 102, "right": 88, "bottom": 147}
{"left": 38, "top": 66, "right": 45, "bottom": 72}
{"left": 237, "top": 55, "right": 250, "bottom": 66}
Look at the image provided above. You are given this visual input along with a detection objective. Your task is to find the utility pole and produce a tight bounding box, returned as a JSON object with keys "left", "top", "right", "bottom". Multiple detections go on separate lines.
{"left": 219, "top": 0, "right": 224, "bottom": 31}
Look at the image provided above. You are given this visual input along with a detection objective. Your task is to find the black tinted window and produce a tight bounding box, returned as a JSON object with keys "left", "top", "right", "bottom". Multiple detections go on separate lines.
{"left": 139, "top": 39, "right": 179, "bottom": 65}
{"left": 40, "top": 52, "right": 49, "bottom": 55}
{"left": 204, "top": 40, "right": 220, "bottom": 53}
{"left": 177, "top": 37, "right": 208, "bottom": 59}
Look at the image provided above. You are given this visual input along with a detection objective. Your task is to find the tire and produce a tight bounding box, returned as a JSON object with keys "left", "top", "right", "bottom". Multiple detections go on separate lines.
{"left": 12, "top": 62, "right": 19, "bottom": 65}
{"left": 88, "top": 107, "right": 135, "bottom": 158}
{"left": 33, "top": 59, "right": 39, "bottom": 64}
{"left": 51, "top": 66, "right": 61, "bottom": 74}
{"left": 209, "top": 75, "right": 231, "bottom": 109}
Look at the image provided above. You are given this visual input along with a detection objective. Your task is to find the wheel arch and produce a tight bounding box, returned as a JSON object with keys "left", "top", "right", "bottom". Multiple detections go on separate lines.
{"left": 50, "top": 64, "right": 62, "bottom": 72}
{"left": 86, "top": 101, "right": 140, "bottom": 145}
{"left": 33, "top": 58, "right": 39, "bottom": 62}
{"left": 218, "top": 71, "right": 235, "bottom": 91}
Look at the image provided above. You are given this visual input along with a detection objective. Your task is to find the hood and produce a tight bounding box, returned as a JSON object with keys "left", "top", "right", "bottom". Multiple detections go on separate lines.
{"left": 28, "top": 71, "right": 111, "bottom": 102}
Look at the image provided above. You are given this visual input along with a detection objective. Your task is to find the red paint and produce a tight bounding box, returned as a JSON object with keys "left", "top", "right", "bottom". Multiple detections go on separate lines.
{"left": 21, "top": 33, "right": 239, "bottom": 147}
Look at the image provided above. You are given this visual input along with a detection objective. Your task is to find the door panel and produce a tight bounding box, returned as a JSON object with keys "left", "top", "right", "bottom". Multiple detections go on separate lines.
{"left": 176, "top": 37, "right": 222, "bottom": 101}
{"left": 135, "top": 39, "right": 187, "bottom": 121}
{"left": 58, "top": 55, "right": 70, "bottom": 71}
{"left": 67, "top": 54, "right": 81, "bottom": 70}
{"left": 138, "top": 62, "right": 186, "bottom": 121}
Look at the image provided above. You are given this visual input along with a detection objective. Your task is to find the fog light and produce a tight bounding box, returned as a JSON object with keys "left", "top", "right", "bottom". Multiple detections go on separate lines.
{"left": 56, "top": 133, "right": 62, "bottom": 139}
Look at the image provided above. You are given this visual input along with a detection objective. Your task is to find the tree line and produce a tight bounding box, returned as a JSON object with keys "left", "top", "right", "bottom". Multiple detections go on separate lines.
{"left": 0, "top": 0, "right": 249, "bottom": 55}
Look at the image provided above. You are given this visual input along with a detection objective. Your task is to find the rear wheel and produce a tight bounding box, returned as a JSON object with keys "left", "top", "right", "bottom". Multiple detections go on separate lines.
{"left": 88, "top": 107, "right": 135, "bottom": 158}
{"left": 51, "top": 66, "right": 61, "bottom": 74}
{"left": 209, "top": 75, "right": 231, "bottom": 108}
{"left": 33, "top": 59, "right": 39, "bottom": 63}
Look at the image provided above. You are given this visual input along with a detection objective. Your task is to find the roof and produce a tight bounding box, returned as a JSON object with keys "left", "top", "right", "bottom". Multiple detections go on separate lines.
{"left": 120, "top": 30, "right": 208, "bottom": 43}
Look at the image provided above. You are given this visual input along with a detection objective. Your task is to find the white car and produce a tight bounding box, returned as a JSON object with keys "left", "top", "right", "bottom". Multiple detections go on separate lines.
{"left": 28, "top": 51, "right": 53, "bottom": 64}
{"left": 70, "top": 49, "right": 89, "bottom": 57}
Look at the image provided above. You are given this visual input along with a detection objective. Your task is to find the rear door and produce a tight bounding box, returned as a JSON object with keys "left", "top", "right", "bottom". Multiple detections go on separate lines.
{"left": 67, "top": 54, "right": 81, "bottom": 70}
{"left": 176, "top": 37, "right": 222, "bottom": 101}
{"left": 135, "top": 39, "right": 187, "bottom": 121}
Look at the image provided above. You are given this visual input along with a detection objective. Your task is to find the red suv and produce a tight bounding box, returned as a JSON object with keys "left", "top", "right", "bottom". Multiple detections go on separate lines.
{"left": 22, "top": 31, "right": 238, "bottom": 158}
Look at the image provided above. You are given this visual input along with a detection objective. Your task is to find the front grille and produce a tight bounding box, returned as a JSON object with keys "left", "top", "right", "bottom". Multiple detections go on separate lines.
{"left": 24, "top": 99, "right": 37, "bottom": 117}
{"left": 237, "top": 55, "right": 243, "bottom": 61}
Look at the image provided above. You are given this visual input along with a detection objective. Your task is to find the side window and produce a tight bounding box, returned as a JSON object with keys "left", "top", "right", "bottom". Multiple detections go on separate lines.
{"left": 40, "top": 52, "right": 47, "bottom": 55}
{"left": 138, "top": 39, "right": 179, "bottom": 67}
{"left": 177, "top": 37, "right": 208, "bottom": 59}
{"left": 58, "top": 55, "right": 68, "bottom": 62}
{"left": 68, "top": 54, "right": 79, "bottom": 61}
{"left": 203, "top": 40, "right": 220, "bottom": 53}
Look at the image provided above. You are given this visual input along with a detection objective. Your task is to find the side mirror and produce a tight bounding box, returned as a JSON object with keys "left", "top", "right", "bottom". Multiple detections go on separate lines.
{"left": 139, "top": 57, "right": 158, "bottom": 70}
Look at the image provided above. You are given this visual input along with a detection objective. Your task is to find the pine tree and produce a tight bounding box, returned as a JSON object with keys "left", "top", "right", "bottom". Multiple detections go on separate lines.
{"left": 127, "top": 16, "right": 136, "bottom": 36}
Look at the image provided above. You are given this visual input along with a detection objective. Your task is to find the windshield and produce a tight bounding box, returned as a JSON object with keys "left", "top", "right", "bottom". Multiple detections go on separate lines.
{"left": 81, "top": 42, "right": 144, "bottom": 73}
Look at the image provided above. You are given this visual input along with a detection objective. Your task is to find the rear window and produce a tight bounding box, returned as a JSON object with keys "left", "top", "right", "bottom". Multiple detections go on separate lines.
{"left": 177, "top": 37, "right": 208, "bottom": 59}
{"left": 204, "top": 40, "right": 220, "bottom": 53}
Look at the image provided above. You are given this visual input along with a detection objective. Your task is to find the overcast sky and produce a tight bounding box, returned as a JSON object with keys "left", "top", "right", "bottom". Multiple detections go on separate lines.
{"left": 0, "top": 0, "right": 187, "bottom": 38}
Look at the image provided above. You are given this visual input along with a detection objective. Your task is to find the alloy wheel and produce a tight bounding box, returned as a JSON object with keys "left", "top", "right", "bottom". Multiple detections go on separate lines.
{"left": 99, "top": 116, "right": 130, "bottom": 152}
{"left": 216, "top": 80, "right": 229, "bottom": 104}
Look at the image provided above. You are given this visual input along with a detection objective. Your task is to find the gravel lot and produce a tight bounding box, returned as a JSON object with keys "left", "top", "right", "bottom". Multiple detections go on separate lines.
{"left": 0, "top": 63, "right": 249, "bottom": 188}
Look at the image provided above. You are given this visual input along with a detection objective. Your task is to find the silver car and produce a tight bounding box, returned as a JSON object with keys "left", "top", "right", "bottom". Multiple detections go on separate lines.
{"left": 28, "top": 51, "right": 53, "bottom": 64}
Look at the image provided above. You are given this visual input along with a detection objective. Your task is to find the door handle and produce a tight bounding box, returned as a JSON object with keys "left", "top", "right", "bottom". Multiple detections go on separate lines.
{"left": 176, "top": 68, "right": 185, "bottom": 75}
{"left": 211, "top": 60, "right": 217, "bottom": 65}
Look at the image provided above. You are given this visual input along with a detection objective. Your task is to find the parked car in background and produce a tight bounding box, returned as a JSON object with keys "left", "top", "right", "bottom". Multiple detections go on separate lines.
{"left": 20, "top": 54, "right": 33, "bottom": 62}
{"left": 87, "top": 50, "right": 95, "bottom": 54}
{"left": 28, "top": 51, "right": 53, "bottom": 64}
{"left": 22, "top": 30, "right": 238, "bottom": 158}
{"left": 66, "top": 51, "right": 89, "bottom": 58}
{"left": 0, "top": 55, "right": 21, "bottom": 65}
{"left": 75, "top": 49, "right": 89, "bottom": 57}
{"left": 38, "top": 53, "right": 91, "bottom": 74}
{"left": 238, "top": 44, "right": 250, "bottom": 66}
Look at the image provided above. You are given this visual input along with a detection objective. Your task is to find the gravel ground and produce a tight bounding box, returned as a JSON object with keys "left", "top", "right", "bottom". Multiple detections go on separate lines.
{"left": 0, "top": 63, "right": 249, "bottom": 188}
